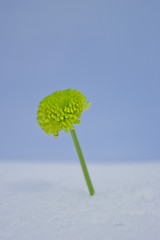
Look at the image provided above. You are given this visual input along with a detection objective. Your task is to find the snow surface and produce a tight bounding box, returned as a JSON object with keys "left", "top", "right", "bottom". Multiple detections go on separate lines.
{"left": 0, "top": 161, "right": 160, "bottom": 240}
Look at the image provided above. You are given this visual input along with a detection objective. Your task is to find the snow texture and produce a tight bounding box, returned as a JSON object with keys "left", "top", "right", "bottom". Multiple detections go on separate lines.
{"left": 0, "top": 161, "right": 160, "bottom": 240}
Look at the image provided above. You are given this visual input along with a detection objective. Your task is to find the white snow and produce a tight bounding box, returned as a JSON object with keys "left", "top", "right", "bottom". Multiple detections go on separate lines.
{"left": 0, "top": 161, "right": 160, "bottom": 240}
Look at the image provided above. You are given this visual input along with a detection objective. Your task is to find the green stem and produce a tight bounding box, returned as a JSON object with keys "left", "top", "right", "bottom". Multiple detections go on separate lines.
{"left": 70, "top": 128, "right": 95, "bottom": 196}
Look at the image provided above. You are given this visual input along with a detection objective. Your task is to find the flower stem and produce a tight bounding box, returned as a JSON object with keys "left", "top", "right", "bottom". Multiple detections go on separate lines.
{"left": 70, "top": 128, "right": 95, "bottom": 196}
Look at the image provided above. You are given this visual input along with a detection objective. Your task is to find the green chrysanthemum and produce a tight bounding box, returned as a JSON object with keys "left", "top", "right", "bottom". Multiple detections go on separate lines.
{"left": 37, "top": 89, "right": 91, "bottom": 138}
{"left": 37, "top": 88, "right": 94, "bottom": 195}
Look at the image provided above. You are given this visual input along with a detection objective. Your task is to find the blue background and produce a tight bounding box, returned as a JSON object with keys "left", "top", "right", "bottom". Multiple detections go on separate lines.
{"left": 0, "top": 0, "right": 159, "bottom": 162}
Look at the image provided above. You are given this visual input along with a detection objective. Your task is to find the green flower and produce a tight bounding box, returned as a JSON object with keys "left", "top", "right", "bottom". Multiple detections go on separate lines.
{"left": 37, "top": 89, "right": 91, "bottom": 138}
{"left": 37, "top": 88, "right": 95, "bottom": 195}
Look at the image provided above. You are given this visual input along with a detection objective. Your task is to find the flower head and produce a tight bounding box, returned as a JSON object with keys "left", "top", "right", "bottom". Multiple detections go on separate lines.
{"left": 37, "top": 89, "right": 91, "bottom": 138}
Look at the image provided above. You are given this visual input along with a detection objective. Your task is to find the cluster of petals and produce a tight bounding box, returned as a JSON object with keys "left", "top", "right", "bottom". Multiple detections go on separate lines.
{"left": 37, "top": 89, "right": 91, "bottom": 137}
